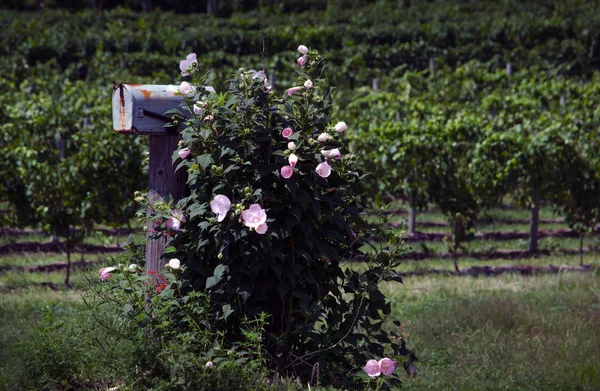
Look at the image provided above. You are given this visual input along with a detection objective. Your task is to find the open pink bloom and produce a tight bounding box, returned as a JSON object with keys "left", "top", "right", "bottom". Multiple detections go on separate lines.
{"left": 205, "top": 361, "right": 214, "bottom": 368}
{"left": 281, "top": 165, "right": 294, "bottom": 179}
{"left": 364, "top": 359, "right": 380, "bottom": 377}
{"left": 297, "top": 55, "right": 308, "bottom": 66}
{"left": 315, "top": 161, "right": 331, "bottom": 178}
{"left": 242, "top": 204, "right": 267, "bottom": 228}
{"left": 256, "top": 223, "right": 268, "bottom": 234}
{"left": 180, "top": 81, "right": 192, "bottom": 95}
{"left": 210, "top": 195, "right": 231, "bottom": 222}
{"left": 378, "top": 358, "right": 396, "bottom": 376}
{"left": 304, "top": 79, "right": 313, "bottom": 89}
{"left": 287, "top": 86, "right": 303, "bottom": 96}
{"left": 99, "top": 267, "right": 117, "bottom": 281}
{"left": 317, "top": 132, "right": 330, "bottom": 142}
{"left": 334, "top": 121, "right": 348, "bottom": 133}
{"left": 282, "top": 127, "right": 294, "bottom": 138}
{"left": 179, "top": 53, "right": 197, "bottom": 76}
{"left": 165, "top": 85, "right": 178, "bottom": 96}
{"left": 166, "top": 209, "right": 186, "bottom": 230}
{"left": 248, "top": 69, "right": 267, "bottom": 82}
{"left": 288, "top": 153, "right": 299, "bottom": 168}
{"left": 321, "top": 148, "right": 341, "bottom": 158}
{"left": 178, "top": 148, "right": 191, "bottom": 159}
{"left": 298, "top": 45, "right": 309, "bottom": 55}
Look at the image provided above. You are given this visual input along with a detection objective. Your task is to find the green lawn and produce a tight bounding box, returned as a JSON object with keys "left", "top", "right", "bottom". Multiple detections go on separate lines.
{"left": 385, "top": 271, "right": 600, "bottom": 390}
{"left": 1, "top": 204, "right": 600, "bottom": 390}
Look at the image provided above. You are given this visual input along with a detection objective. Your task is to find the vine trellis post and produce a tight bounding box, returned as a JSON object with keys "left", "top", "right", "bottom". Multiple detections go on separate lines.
{"left": 112, "top": 83, "right": 188, "bottom": 277}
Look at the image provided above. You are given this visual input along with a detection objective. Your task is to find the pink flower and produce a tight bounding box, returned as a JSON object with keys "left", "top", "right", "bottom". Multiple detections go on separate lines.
{"left": 282, "top": 127, "right": 294, "bottom": 138}
{"left": 288, "top": 141, "right": 296, "bottom": 151}
{"left": 165, "top": 85, "right": 178, "bottom": 96}
{"left": 281, "top": 165, "right": 294, "bottom": 179}
{"left": 179, "top": 53, "right": 197, "bottom": 76}
{"left": 256, "top": 223, "right": 268, "bottom": 234}
{"left": 298, "top": 45, "right": 309, "bottom": 55}
{"left": 317, "top": 132, "right": 329, "bottom": 142}
{"left": 242, "top": 204, "right": 267, "bottom": 228}
{"left": 248, "top": 69, "right": 267, "bottom": 82}
{"left": 193, "top": 104, "right": 201, "bottom": 115}
{"left": 321, "top": 148, "right": 341, "bottom": 158}
{"left": 99, "top": 267, "right": 116, "bottom": 281}
{"left": 210, "top": 195, "right": 231, "bottom": 222}
{"left": 304, "top": 79, "right": 313, "bottom": 89}
{"left": 379, "top": 358, "right": 396, "bottom": 376}
{"left": 178, "top": 148, "right": 191, "bottom": 159}
{"left": 364, "top": 359, "right": 380, "bottom": 377}
{"left": 180, "top": 81, "right": 192, "bottom": 95}
{"left": 165, "top": 209, "right": 186, "bottom": 230}
{"left": 168, "top": 258, "right": 180, "bottom": 270}
{"left": 287, "top": 86, "right": 303, "bottom": 96}
{"left": 315, "top": 161, "right": 331, "bottom": 178}
{"left": 334, "top": 121, "right": 348, "bottom": 133}
{"left": 288, "top": 153, "right": 298, "bottom": 168}
{"left": 297, "top": 55, "right": 308, "bottom": 66}
{"left": 205, "top": 361, "right": 214, "bottom": 368}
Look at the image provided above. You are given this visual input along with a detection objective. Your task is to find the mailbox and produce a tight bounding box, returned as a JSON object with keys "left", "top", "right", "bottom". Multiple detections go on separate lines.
{"left": 112, "top": 84, "right": 185, "bottom": 135}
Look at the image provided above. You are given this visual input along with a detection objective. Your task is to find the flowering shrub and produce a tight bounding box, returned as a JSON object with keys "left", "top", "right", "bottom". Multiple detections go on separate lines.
{"left": 143, "top": 46, "right": 413, "bottom": 388}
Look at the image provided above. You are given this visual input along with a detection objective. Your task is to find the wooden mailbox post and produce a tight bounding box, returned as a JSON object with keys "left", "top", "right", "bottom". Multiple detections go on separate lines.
{"left": 112, "top": 83, "right": 188, "bottom": 274}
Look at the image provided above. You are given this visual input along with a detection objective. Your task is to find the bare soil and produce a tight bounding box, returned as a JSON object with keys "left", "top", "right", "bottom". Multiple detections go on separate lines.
{"left": 0, "top": 242, "right": 123, "bottom": 256}
{"left": 400, "top": 263, "right": 595, "bottom": 278}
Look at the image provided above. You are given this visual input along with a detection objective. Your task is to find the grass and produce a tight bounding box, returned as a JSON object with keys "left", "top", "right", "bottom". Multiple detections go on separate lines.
{"left": 385, "top": 271, "right": 600, "bottom": 390}
{"left": 1, "top": 204, "right": 600, "bottom": 390}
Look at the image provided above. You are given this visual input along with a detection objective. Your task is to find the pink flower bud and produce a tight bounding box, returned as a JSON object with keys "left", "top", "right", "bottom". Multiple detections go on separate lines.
{"left": 282, "top": 127, "right": 294, "bottom": 138}
{"left": 317, "top": 132, "right": 329, "bottom": 142}
{"left": 321, "top": 148, "right": 341, "bottom": 158}
{"left": 287, "top": 86, "right": 303, "bottom": 96}
{"left": 205, "top": 361, "right": 214, "bottom": 368}
{"left": 178, "top": 148, "right": 191, "bottom": 159}
{"left": 288, "top": 141, "right": 296, "bottom": 151}
{"left": 334, "top": 121, "right": 348, "bottom": 133}
{"left": 288, "top": 153, "right": 299, "bottom": 168}
{"left": 297, "top": 55, "right": 308, "bottom": 66}
{"left": 168, "top": 258, "right": 180, "bottom": 270}
{"left": 297, "top": 45, "right": 309, "bottom": 55}
{"left": 281, "top": 165, "right": 294, "bottom": 179}
{"left": 99, "top": 267, "right": 117, "bottom": 281}
{"left": 193, "top": 104, "right": 201, "bottom": 115}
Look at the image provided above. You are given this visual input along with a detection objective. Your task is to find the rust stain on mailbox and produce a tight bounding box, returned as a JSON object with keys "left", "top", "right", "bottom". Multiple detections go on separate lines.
{"left": 140, "top": 89, "right": 152, "bottom": 99}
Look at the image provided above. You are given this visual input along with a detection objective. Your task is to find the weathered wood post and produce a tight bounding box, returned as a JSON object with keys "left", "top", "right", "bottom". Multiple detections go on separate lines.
{"left": 112, "top": 84, "right": 188, "bottom": 274}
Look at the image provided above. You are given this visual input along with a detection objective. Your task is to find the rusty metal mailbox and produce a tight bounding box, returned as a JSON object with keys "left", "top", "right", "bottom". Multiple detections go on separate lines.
{"left": 112, "top": 84, "right": 185, "bottom": 135}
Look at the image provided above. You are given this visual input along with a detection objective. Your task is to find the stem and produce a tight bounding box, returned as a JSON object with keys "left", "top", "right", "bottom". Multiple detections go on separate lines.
{"left": 375, "top": 377, "right": 384, "bottom": 391}
{"left": 64, "top": 230, "right": 72, "bottom": 287}
{"left": 580, "top": 233, "right": 584, "bottom": 267}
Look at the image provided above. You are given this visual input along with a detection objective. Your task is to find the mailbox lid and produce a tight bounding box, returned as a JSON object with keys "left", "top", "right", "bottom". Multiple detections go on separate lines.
{"left": 112, "top": 84, "right": 184, "bottom": 135}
